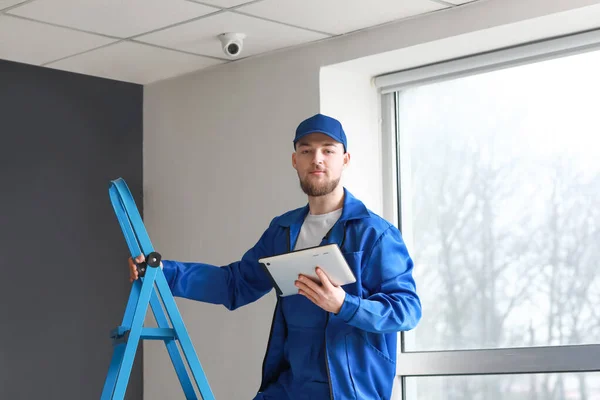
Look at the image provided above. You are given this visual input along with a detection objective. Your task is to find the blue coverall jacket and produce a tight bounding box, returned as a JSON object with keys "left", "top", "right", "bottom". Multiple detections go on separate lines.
{"left": 162, "top": 188, "right": 422, "bottom": 399}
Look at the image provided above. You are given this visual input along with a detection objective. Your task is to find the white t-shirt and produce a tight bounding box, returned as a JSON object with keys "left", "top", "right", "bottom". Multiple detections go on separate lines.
{"left": 294, "top": 208, "right": 343, "bottom": 251}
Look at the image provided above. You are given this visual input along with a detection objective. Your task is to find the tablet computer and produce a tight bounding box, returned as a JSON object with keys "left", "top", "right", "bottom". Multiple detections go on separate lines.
{"left": 259, "top": 244, "right": 356, "bottom": 297}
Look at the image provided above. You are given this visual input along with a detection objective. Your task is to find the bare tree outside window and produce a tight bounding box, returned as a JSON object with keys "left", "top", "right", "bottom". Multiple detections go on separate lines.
{"left": 397, "top": 49, "right": 600, "bottom": 399}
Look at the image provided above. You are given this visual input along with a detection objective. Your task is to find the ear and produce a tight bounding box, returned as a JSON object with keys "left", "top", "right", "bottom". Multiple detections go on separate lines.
{"left": 343, "top": 152, "right": 351, "bottom": 169}
{"left": 292, "top": 152, "right": 297, "bottom": 170}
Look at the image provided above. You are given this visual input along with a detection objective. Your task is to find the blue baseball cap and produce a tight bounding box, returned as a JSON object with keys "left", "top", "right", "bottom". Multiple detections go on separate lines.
{"left": 293, "top": 113, "right": 347, "bottom": 152}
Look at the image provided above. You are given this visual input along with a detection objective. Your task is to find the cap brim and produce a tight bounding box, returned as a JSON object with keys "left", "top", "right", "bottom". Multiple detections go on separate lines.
{"left": 294, "top": 131, "right": 342, "bottom": 145}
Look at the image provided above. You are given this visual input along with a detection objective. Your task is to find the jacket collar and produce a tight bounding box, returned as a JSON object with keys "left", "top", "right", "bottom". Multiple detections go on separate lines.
{"left": 277, "top": 187, "right": 370, "bottom": 227}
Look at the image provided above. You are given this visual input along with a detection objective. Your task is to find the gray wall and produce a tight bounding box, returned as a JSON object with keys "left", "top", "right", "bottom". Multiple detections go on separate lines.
{"left": 0, "top": 59, "right": 143, "bottom": 399}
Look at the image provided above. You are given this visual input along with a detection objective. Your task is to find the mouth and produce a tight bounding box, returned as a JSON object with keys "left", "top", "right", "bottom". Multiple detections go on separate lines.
{"left": 309, "top": 171, "right": 326, "bottom": 175}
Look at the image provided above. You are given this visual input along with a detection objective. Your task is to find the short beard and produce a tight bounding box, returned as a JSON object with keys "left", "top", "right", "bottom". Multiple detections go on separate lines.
{"left": 298, "top": 174, "right": 340, "bottom": 197}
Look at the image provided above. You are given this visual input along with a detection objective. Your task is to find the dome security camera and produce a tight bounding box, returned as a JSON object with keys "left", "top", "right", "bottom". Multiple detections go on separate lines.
{"left": 218, "top": 33, "right": 246, "bottom": 58}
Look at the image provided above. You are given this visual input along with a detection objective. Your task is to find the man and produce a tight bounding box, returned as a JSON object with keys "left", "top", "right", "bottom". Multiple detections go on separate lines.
{"left": 129, "top": 113, "right": 421, "bottom": 399}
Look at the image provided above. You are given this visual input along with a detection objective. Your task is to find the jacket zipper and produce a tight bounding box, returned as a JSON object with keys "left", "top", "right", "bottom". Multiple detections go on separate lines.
{"left": 324, "top": 222, "right": 347, "bottom": 249}
{"left": 325, "top": 314, "right": 334, "bottom": 399}
{"left": 323, "top": 222, "right": 346, "bottom": 400}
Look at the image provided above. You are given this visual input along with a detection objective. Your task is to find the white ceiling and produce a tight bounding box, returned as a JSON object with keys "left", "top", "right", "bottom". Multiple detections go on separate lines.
{"left": 0, "top": 0, "right": 479, "bottom": 84}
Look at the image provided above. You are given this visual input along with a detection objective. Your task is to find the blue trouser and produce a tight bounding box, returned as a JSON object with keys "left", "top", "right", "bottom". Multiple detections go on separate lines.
{"left": 253, "top": 387, "right": 289, "bottom": 399}
{"left": 253, "top": 378, "right": 291, "bottom": 400}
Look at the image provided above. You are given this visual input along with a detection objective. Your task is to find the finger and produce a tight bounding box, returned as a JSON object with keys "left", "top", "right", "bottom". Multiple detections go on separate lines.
{"left": 129, "top": 267, "right": 137, "bottom": 281}
{"left": 297, "top": 282, "right": 321, "bottom": 303}
{"left": 134, "top": 254, "right": 145, "bottom": 263}
{"left": 315, "top": 267, "right": 334, "bottom": 289}
{"left": 128, "top": 258, "right": 139, "bottom": 281}
{"left": 298, "top": 288, "right": 319, "bottom": 305}
{"left": 297, "top": 275, "right": 323, "bottom": 296}
{"left": 298, "top": 273, "right": 321, "bottom": 288}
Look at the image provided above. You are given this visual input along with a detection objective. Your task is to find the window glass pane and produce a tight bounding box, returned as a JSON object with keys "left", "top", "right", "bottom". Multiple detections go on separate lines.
{"left": 399, "top": 49, "right": 600, "bottom": 352}
{"left": 405, "top": 373, "right": 600, "bottom": 400}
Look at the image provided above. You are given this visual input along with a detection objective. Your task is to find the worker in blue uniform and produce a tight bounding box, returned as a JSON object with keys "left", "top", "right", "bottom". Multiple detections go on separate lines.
{"left": 129, "top": 113, "right": 422, "bottom": 399}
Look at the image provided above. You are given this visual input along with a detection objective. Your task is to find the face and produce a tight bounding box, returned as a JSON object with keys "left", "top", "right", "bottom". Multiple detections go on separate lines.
{"left": 292, "top": 133, "right": 350, "bottom": 197}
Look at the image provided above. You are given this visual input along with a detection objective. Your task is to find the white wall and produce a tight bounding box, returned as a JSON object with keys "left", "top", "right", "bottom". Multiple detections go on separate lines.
{"left": 143, "top": 0, "right": 600, "bottom": 398}
{"left": 319, "top": 66, "right": 383, "bottom": 214}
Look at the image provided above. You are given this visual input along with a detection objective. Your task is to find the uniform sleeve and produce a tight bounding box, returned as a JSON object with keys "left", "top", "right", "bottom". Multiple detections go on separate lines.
{"left": 160, "top": 222, "right": 276, "bottom": 311}
{"left": 335, "top": 226, "right": 422, "bottom": 333}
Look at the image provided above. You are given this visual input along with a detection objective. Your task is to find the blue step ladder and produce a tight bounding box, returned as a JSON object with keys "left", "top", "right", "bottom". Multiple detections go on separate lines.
{"left": 101, "top": 178, "right": 215, "bottom": 400}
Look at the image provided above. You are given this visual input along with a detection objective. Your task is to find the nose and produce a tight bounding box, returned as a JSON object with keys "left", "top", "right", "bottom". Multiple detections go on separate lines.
{"left": 311, "top": 151, "right": 324, "bottom": 166}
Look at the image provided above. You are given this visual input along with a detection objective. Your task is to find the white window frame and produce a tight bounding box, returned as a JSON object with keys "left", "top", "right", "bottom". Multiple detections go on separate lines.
{"left": 377, "top": 27, "right": 600, "bottom": 399}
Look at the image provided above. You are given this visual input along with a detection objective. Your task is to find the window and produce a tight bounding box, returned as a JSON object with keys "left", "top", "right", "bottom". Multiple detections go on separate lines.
{"left": 378, "top": 29, "right": 600, "bottom": 400}
{"left": 406, "top": 373, "right": 600, "bottom": 399}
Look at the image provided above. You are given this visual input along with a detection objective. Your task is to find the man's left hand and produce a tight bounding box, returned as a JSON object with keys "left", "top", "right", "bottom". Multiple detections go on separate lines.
{"left": 296, "top": 267, "right": 346, "bottom": 314}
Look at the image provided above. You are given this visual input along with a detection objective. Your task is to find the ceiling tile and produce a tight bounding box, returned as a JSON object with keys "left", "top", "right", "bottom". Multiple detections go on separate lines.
{"left": 6, "top": 0, "right": 219, "bottom": 38}
{"left": 188, "top": 0, "right": 252, "bottom": 8}
{"left": 0, "top": 15, "right": 116, "bottom": 65}
{"left": 237, "top": 0, "right": 446, "bottom": 35}
{"left": 0, "top": 0, "right": 27, "bottom": 10}
{"left": 444, "top": 0, "right": 478, "bottom": 4}
{"left": 136, "top": 11, "right": 329, "bottom": 59}
{"left": 46, "top": 41, "right": 224, "bottom": 84}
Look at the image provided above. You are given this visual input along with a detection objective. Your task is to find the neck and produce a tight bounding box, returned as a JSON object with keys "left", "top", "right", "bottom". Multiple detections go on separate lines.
{"left": 308, "top": 185, "right": 344, "bottom": 215}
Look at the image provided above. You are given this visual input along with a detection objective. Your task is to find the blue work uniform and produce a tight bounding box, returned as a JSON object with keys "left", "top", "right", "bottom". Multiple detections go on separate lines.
{"left": 162, "top": 188, "right": 422, "bottom": 399}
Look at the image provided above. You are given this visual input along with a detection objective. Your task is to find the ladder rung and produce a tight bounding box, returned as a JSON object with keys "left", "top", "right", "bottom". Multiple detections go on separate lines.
{"left": 141, "top": 328, "right": 177, "bottom": 340}
{"left": 111, "top": 327, "right": 177, "bottom": 341}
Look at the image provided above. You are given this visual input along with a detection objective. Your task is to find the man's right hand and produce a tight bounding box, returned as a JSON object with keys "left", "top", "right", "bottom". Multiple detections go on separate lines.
{"left": 129, "top": 254, "right": 145, "bottom": 282}
{"left": 129, "top": 254, "right": 164, "bottom": 282}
